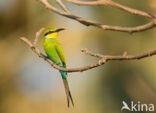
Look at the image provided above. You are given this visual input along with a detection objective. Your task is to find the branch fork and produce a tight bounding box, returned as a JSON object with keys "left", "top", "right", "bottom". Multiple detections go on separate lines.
{"left": 37, "top": 0, "right": 156, "bottom": 33}
{"left": 20, "top": 28, "right": 156, "bottom": 73}
{"left": 20, "top": 1, "right": 156, "bottom": 73}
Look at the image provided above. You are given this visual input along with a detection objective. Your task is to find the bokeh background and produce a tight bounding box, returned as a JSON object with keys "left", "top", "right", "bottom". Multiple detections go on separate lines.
{"left": 0, "top": 0, "right": 156, "bottom": 113}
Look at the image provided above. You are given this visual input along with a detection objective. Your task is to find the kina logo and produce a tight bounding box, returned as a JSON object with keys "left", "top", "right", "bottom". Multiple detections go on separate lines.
{"left": 121, "top": 101, "right": 155, "bottom": 112}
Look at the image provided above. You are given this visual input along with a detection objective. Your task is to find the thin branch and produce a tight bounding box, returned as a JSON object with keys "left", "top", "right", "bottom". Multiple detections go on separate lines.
{"left": 21, "top": 1, "right": 156, "bottom": 72}
{"left": 101, "top": 21, "right": 156, "bottom": 33}
{"left": 67, "top": 0, "right": 155, "bottom": 19}
{"left": 38, "top": 0, "right": 67, "bottom": 15}
{"left": 33, "top": 27, "right": 45, "bottom": 46}
{"left": 108, "top": 1, "right": 155, "bottom": 19}
{"left": 20, "top": 36, "right": 104, "bottom": 72}
{"left": 82, "top": 48, "right": 156, "bottom": 60}
{"left": 56, "top": 0, "right": 72, "bottom": 14}
{"left": 20, "top": 28, "right": 156, "bottom": 73}
{"left": 81, "top": 48, "right": 103, "bottom": 58}
{"left": 37, "top": 0, "right": 156, "bottom": 33}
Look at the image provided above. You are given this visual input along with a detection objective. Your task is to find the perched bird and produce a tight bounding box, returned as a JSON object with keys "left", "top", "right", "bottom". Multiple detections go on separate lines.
{"left": 43, "top": 28, "right": 74, "bottom": 107}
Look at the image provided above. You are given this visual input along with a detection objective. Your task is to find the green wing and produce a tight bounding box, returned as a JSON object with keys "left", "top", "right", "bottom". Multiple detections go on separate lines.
{"left": 43, "top": 39, "right": 67, "bottom": 79}
{"left": 47, "top": 48, "right": 62, "bottom": 64}
{"left": 55, "top": 42, "right": 68, "bottom": 79}
{"left": 55, "top": 42, "right": 66, "bottom": 67}
{"left": 44, "top": 39, "right": 66, "bottom": 67}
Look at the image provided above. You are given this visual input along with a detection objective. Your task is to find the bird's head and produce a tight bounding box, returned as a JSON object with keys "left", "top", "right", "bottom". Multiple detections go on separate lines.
{"left": 44, "top": 28, "right": 65, "bottom": 39}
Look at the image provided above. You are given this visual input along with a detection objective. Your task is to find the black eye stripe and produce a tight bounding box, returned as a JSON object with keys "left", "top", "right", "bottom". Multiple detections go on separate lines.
{"left": 44, "top": 31, "right": 56, "bottom": 36}
{"left": 44, "top": 28, "right": 64, "bottom": 36}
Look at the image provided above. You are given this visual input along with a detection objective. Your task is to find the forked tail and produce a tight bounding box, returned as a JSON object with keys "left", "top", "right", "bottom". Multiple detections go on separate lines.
{"left": 60, "top": 71, "right": 74, "bottom": 107}
{"left": 63, "top": 79, "right": 74, "bottom": 107}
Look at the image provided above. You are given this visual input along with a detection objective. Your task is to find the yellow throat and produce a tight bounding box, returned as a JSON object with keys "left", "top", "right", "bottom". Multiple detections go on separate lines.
{"left": 45, "top": 32, "right": 58, "bottom": 39}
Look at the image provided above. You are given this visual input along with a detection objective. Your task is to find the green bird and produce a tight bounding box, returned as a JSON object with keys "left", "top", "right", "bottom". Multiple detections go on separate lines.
{"left": 43, "top": 28, "right": 74, "bottom": 107}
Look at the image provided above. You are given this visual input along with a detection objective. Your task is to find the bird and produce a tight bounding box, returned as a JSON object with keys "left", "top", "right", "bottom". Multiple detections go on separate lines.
{"left": 43, "top": 27, "right": 74, "bottom": 107}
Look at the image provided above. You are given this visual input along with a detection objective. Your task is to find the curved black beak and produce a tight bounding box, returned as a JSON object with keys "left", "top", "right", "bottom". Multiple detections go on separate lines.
{"left": 56, "top": 28, "right": 65, "bottom": 32}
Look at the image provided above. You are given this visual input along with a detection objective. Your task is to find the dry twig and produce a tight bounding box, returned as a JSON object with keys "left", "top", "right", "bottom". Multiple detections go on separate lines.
{"left": 67, "top": 0, "right": 155, "bottom": 19}
{"left": 37, "top": 0, "right": 156, "bottom": 33}
{"left": 20, "top": 28, "right": 156, "bottom": 73}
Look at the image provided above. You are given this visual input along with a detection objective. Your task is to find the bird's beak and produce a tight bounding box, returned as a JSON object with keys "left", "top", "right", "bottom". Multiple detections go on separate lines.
{"left": 56, "top": 28, "right": 65, "bottom": 32}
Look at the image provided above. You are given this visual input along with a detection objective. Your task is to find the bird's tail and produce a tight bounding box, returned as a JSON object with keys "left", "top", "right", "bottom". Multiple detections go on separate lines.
{"left": 60, "top": 71, "right": 74, "bottom": 107}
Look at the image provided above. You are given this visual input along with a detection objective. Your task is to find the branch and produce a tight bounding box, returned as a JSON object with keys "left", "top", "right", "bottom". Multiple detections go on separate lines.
{"left": 81, "top": 49, "right": 156, "bottom": 60}
{"left": 33, "top": 27, "right": 45, "bottom": 46}
{"left": 20, "top": 28, "right": 156, "bottom": 73}
{"left": 67, "top": 0, "right": 155, "bottom": 19}
{"left": 56, "top": 0, "right": 71, "bottom": 14}
{"left": 37, "top": 0, "right": 156, "bottom": 33}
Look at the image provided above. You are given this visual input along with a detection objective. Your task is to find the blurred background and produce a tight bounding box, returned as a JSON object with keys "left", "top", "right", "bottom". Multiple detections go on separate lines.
{"left": 0, "top": 0, "right": 156, "bottom": 113}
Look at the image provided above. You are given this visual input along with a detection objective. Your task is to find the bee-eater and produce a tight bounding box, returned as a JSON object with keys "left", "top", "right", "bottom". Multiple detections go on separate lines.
{"left": 43, "top": 28, "right": 74, "bottom": 107}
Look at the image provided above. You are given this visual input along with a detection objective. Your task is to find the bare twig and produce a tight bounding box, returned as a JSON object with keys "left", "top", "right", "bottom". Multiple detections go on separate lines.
{"left": 56, "top": 0, "right": 71, "bottom": 14}
{"left": 21, "top": 1, "right": 156, "bottom": 72}
{"left": 81, "top": 48, "right": 103, "bottom": 58}
{"left": 20, "top": 28, "right": 156, "bottom": 73}
{"left": 33, "top": 27, "right": 45, "bottom": 46}
{"left": 101, "top": 21, "right": 156, "bottom": 33}
{"left": 37, "top": 0, "right": 156, "bottom": 33}
{"left": 81, "top": 48, "right": 156, "bottom": 60}
{"left": 67, "top": 0, "right": 155, "bottom": 19}
{"left": 20, "top": 36, "right": 104, "bottom": 72}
